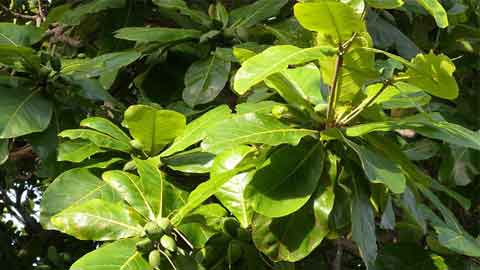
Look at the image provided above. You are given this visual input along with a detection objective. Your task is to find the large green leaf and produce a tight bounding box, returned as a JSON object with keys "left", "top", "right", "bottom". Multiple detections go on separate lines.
{"left": 245, "top": 141, "right": 325, "bottom": 217}
{"left": 342, "top": 136, "right": 406, "bottom": 193}
{"left": 251, "top": 179, "right": 334, "bottom": 262}
{"left": 229, "top": 0, "right": 289, "bottom": 29}
{"left": 345, "top": 113, "right": 480, "bottom": 150}
{"left": 61, "top": 0, "right": 126, "bottom": 25}
{"left": 201, "top": 112, "right": 318, "bottom": 154}
{"left": 233, "top": 45, "right": 336, "bottom": 94}
{"left": 52, "top": 199, "right": 143, "bottom": 240}
{"left": 365, "top": 82, "right": 431, "bottom": 109}
{"left": 58, "top": 129, "right": 131, "bottom": 152}
{"left": 115, "top": 27, "right": 201, "bottom": 43}
{"left": 57, "top": 140, "right": 105, "bottom": 163}
{"left": 160, "top": 105, "right": 231, "bottom": 157}
{"left": 366, "top": 0, "right": 404, "bottom": 9}
{"left": 171, "top": 146, "right": 255, "bottom": 225}
{"left": 123, "top": 105, "right": 186, "bottom": 155}
{"left": 351, "top": 178, "right": 377, "bottom": 269}
{"left": 403, "top": 52, "right": 458, "bottom": 100}
{"left": 211, "top": 145, "right": 256, "bottom": 228}
{"left": 0, "top": 88, "right": 52, "bottom": 139}
{"left": 70, "top": 238, "right": 151, "bottom": 270}
{"left": 294, "top": 2, "right": 364, "bottom": 44}
{"left": 183, "top": 55, "right": 231, "bottom": 107}
{"left": 40, "top": 168, "right": 121, "bottom": 229}
{"left": 80, "top": 117, "right": 131, "bottom": 143}
{"left": 415, "top": 0, "right": 448, "bottom": 28}
{"left": 0, "top": 45, "right": 41, "bottom": 71}
{"left": 134, "top": 158, "right": 187, "bottom": 219}
{"left": 163, "top": 148, "right": 215, "bottom": 174}
{"left": 103, "top": 170, "right": 156, "bottom": 220}
{"left": 375, "top": 243, "right": 442, "bottom": 270}
{"left": 0, "top": 23, "right": 43, "bottom": 46}
{"left": 278, "top": 64, "right": 325, "bottom": 105}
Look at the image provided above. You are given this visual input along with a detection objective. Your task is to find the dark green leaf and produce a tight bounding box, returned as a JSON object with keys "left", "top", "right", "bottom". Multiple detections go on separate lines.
{"left": 115, "top": 27, "right": 201, "bottom": 43}
{"left": 229, "top": 0, "right": 289, "bottom": 29}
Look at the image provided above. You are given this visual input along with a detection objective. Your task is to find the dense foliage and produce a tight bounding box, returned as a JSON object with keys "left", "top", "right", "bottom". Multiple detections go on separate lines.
{"left": 1, "top": 0, "right": 480, "bottom": 269}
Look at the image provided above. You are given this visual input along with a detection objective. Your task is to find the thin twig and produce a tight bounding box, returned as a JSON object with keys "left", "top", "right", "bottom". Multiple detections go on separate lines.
{"left": 174, "top": 228, "right": 194, "bottom": 250}
{"left": 325, "top": 54, "right": 344, "bottom": 128}
{"left": 0, "top": 3, "right": 37, "bottom": 20}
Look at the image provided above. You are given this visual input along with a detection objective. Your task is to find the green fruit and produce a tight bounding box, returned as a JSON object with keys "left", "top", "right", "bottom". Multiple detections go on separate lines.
{"left": 160, "top": 235, "right": 177, "bottom": 252}
{"left": 227, "top": 241, "right": 243, "bottom": 264}
{"left": 136, "top": 238, "right": 154, "bottom": 253}
{"left": 148, "top": 250, "right": 161, "bottom": 268}
{"left": 157, "top": 218, "right": 173, "bottom": 234}
{"left": 271, "top": 105, "right": 289, "bottom": 119}
{"left": 222, "top": 218, "right": 240, "bottom": 237}
{"left": 145, "top": 222, "right": 164, "bottom": 240}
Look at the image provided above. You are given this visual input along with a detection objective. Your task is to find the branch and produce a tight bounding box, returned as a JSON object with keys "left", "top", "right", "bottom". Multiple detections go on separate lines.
{"left": 325, "top": 54, "right": 344, "bottom": 128}
{"left": 0, "top": 3, "right": 37, "bottom": 20}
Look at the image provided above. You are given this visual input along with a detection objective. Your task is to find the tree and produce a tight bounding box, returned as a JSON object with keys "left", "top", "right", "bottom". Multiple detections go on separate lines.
{"left": 1, "top": 0, "right": 480, "bottom": 269}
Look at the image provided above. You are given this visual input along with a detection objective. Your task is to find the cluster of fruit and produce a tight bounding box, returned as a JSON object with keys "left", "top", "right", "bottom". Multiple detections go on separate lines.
{"left": 135, "top": 218, "right": 177, "bottom": 269}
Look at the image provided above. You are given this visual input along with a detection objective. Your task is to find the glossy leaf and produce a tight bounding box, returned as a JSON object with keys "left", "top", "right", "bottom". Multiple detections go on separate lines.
{"left": 0, "top": 23, "right": 43, "bottom": 46}
{"left": 123, "top": 105, "right": 186, "bottom": 155}
{"left": 115, "top": 27, "right": 201, "bottom": 43}
{"left": 416, "top": 0, "right": 449, "bottom": 28}
{"left": 160, "top": 105, "right": 231, "bottom": 157}
{"left": 70, "top": 238, "right": 151, "bottom": 270}
{"left": 61, "top": 0, "right": 126, "bottom": 25}
{"left": 183, "top": 55, "right": 231, "bottom": 107}
{"left": 57, "top": 140, "right": 105, "bottom": 162}
{"left": 245, "top": 141, "right": 325, "bottom": 217}
{"left": 366, "top": 0, "right": 404, "bottom": 9}
{"left": 0, "top": 88, "right": 52, "bottom": 139}
{"left": 294, "top": 2, "right": 364, "bottom": 44}
{"left": 234, "top": 45, "right": 336, "bottom": 94}
{"left": 351, "top": 178, "right": 377, "bottom": 269}
{"left": 52, "top": 199, "right": 143, "bottom": 240}
{"left": 162, "top": 149, "right": 215, "bottom": 174}
{"left": 365, "top": 82, "right": 431, "bottom": 109}
{"left": 343, "top": 136, "right": 406, "bottom": 193}
{"left": 201, "top": 112, "right": 318, "bottom": 154}
{"left": 375, "top": 243, "right": 442, "bottom": 270}
{"left": 229, "top": 0, "right": 289, "bottom": 29}
{"left": 346, "top": 113, "right": 480, "bottom": 151}
{"left": 251, "top": 179, "right": 334, "bottom": 262}
{"left": 80, "top": 117, "right": 131, "bottom": 143}
{"left": 58, "top": 129, "right": 131, "bottom": 152}
{"left": 152, "top": 0, "right": 212, "bottom": 27}
{"left": 40, "top": 168, "right": 120, "bottom": 229}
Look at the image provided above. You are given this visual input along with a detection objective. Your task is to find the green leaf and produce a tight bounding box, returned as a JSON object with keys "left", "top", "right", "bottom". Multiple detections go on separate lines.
{"left": 251, "top": 180, "right": 334, "bottom": 262}
{"left": 345, "top": 113, "right": 480, "bottom": 151}
{"left": 123, "top": 105, "right": 186, "bottom": 155}
{"left": 0, "top": 45, "right": 41, "bottom": 71}
{"left": 245, "top": 141, "right": 325, "bottom": 218}
{"left": 365, "top": 82, "right": 431, "bottom": 109}
{"left": 278, "top": 64, "right": 325, "bottom": 105}
{"left": 70, "top": 238, "right": 151, "bottom": 270}
{"left": 115, "top": 27, "right": 202, "bottom": 43}
{"left": 415, "top": 0, "right": 448, "bottom": 28}
{"left": 201, "top": 112, "right": 318, "bottom": 154}
{"left": 0, "top": 139, "right": 7, "bottom": 165}
{"left": 351, "top": 177, "right": 377, "bottom": 269}
{"left": 152, "top": 0, "right": 212, "bottom": 27}
{"left": 229, "top": 0, "right": 289, "bottom": 29}
{"left": 294, "top": 2, "right": 364, "bottom": 44}
{"left": 160, "top": 105, "right": 231, "bottom": 157}
{"left": 375, "top": 243, "right": 442, "bottom": 270}
{"left": 80, "top": 117, "right": 131, "bottom": 143}
{"left": 435, "top": 226, "right": 480, "bottom": 257}
{"left": 40, "top": 168, "right": 121, "bottom": 229}
{"left": 0, "top": 88, "right": 52, "bottom": 139}
{"left": 52, "top": 199, "right": 143, "bottom": 240}
{"left": 0, "top": 23, "right": 43, "bottom": 46}
{"left": 134, "top": 158, "right": 187, "bottom": 219}
{"left": 233, "top": 45, "right": 337, "bottom": 94}
{"left": 58, "top": 129, "right": 131, "bottom": 152}
{"left": 171, "top": 146, "right": 255, "bottom": 225}
{"left": 366, "top": 0, "right": 404, "bottom": 9}
{"left": 342, "top": 136, "right": 406, "bottom": 193}
{"left": 183, "top": 55, "right": 231, "bottom": 107}
{"left": 402, "top": 139, "right": 439, "bottom": 161}
{"left": 102, "top": 170, "right": 156, "bottom": 220}
{"left": 163, "top": 148, "right": 215, "bottom": 174}
{"left": 61, "top": 0, "right": 126, "bottom": 25}
{"left": 403, "top": 52, "right": 458, "bottom": 100}
{"left": 57, "top": 140, "right": 105, "bottom": 162}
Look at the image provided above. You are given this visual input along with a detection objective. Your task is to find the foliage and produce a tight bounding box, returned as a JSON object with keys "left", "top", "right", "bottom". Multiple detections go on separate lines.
{"left": 1, "top": 0, "right": 480, "bottom": 269}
